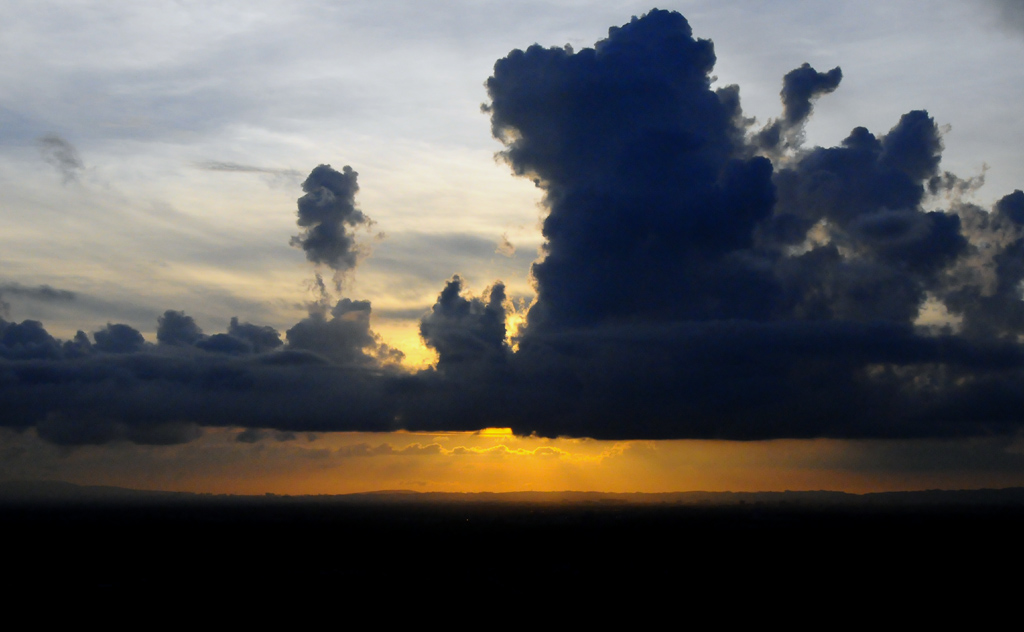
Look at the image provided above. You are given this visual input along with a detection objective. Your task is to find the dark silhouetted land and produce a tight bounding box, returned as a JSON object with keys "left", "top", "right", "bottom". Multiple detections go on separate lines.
{"left": 5, "top": 482, "right": 1022, "bottom": 599}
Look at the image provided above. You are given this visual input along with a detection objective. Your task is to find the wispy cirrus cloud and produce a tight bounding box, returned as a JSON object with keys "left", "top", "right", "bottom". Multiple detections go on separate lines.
{"left": 195, "top": 161, "right": 301, "bottom": 177}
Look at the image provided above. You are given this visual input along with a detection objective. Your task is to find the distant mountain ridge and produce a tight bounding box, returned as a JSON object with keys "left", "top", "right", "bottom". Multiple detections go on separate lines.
{"left": 4, "top": 480, "right": 1024, "bottom": 507}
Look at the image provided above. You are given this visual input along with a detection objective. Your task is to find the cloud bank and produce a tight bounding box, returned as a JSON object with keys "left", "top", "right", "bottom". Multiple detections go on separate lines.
{"left": 5, "top": 9, "right": 1024, "bottom": 445}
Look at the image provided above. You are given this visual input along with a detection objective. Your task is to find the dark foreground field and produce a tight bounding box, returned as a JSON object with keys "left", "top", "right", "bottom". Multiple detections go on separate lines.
{"left": 4, "top": 485, "right": 1024, "bottom": 599}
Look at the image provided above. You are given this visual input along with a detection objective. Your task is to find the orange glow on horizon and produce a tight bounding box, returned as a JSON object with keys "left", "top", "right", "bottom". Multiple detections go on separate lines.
{"left": 5, "top": 427, "right": 1024, "bottom": 496}
{"left": 476, "top": 427, "right": 514, "bottom": 437}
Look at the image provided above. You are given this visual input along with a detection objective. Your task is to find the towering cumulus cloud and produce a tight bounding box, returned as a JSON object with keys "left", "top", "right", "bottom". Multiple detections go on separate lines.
{"left": 486, "top": 10, "right": 775, "bottom": 329}
{"left": 287, "top": 163, "right": 402, "bottom": 368}
{"left": 5, "top": 9, "right": 1024, "bottom": 445}
{"left": 478, "top": 9, "right": 1024, "bottom": 439}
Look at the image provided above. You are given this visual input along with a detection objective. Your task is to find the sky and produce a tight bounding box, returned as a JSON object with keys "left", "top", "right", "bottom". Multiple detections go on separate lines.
{"left": 4, "top": 0, "right": 1024, "bottom": 494}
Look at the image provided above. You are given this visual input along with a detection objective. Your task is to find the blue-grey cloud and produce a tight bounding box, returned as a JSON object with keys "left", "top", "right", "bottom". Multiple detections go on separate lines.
{"left": 476, "top": 9, "right": 1024, "bottom": 439}
{"left": 420, "top": 276, "right": 509, "bottom": 372}
{"left": 93, "top": 323, "right": 145, "bottom": 354}
{"left": 0, "top": 283, "right": 76, "bottom": 303}
{"left": 290, "top": 164, "right": 371, "bottom": 278}
{"left": 287, "top": 298, "right": 403, "bottom": 367}
{"left": 38, "top": 134, "right": 84, "bottom": 183}
{"left": 754, "top": 63, "right": 842, "bottom": 153}
{"left": 157, "top": 310, "right": 204, "bottom": 346}
{"left": 0, "top": 283, "right": 76, "bottom": 320}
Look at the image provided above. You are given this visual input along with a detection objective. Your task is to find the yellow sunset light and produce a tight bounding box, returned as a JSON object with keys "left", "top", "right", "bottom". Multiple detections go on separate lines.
{"left": 477, "top": 427, "right": 514, "bottom": 437}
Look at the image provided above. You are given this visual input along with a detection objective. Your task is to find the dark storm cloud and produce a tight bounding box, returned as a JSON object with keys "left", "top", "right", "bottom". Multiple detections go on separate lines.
{"left": 780, "top": 63, "right": 843, "bottom": 128}
{"left": 494, "top": 320, "right": 1024, "bottom": 440}
{"left": 995, "top": 189, "right": 1024, "bottom": 224}
{"left": 225, "top": 317, "right": 283, "bottom": 353}
{"left": 157, "top": 310, "right": 204, "bottom": 346}
{"left": 754, "top": 63, "right": 842, "bottom": 153}
{"left": 473, "top": 8, "right": 1024, "bottom": 439}
{"left": 0, "top": 319, "right": 62, "bottom": 360}
{"left": 419, "top": 276, "right": 510, "bottom": 371}
{"left": 38, "top": 134, "right": 84, "bottom": 183}
{"left": 7, "top": 9, "right": 1024, "bottom": 444}
{"left": 290, "top": 164, "right": 371, "bottom": 277}
{"left": 0, "top": 315, "right": 403, "bottom": 444}
{"left": 286, "top": 298, "right": 403, "bottom": 367}
{"left": 771, "top": 112, "right": 940, "bottom": 229}
{"left": 93, "top": 323, "right": 146, "bottom": 354}
{"left": 195, "top": 333, "right": 254, "bottom": 355}
{"left": 485, "top": 9, "right": 775, "bottom": 329}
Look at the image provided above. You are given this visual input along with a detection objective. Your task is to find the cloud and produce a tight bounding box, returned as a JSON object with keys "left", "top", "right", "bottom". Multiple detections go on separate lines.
{"left": 496, "top": 233, "right": 516, "bottom": 257}
{"left": 987, "top": 0, "right": 1024, "bottom": 33}
{"left": 225, "top": 317, "right": 283, "bottom": 353}
{"left": 754, "top": 63, "right": 842, "bottom": 153}
{"left": 287, "top": 298, "right": 403, "bottom": 367}
{"left": 419, "top": 276, "right": 510, "bottom": 372}
{"left": 0, "top": 283, "right": 76, "bottom": 303}
{"left": 157, "top": 310, "right": 204, "bottom": 346}
{"left": 6, "top": 9, "right": 1024, "bottom": 445}
{"left": 195, "top": 161, "right": 302, "bottom": 177}
{"left": 38, "top": 134, "right": 84, "bottom": 183}
{"left": 333, "top": 442, "right": 443, "bottom": 458}
{"left": 780, "top": 63, "right": 843, "bottom": 128}
{"left": 236, "top": 428, "right": 297, "bottom": 443}
{"left": 290, "top": 164, "right": 372, "bottom": 281}
{"left": 485, "top": 10, "right": 775, "bottom": 330}
{"left": 448, "top": 444, "right": 568, "bottom": 459}
{"left": 93, "top": 323, "right": 146, "bottom": 354}
{"left": 476, "top": 9, "right": 1024, "bottom": 440}
{"left": 0, "top": 319, "right": 62, "bottom": 360}
{"left": 0, "top": 283, "right": 76, "bottom": 319}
